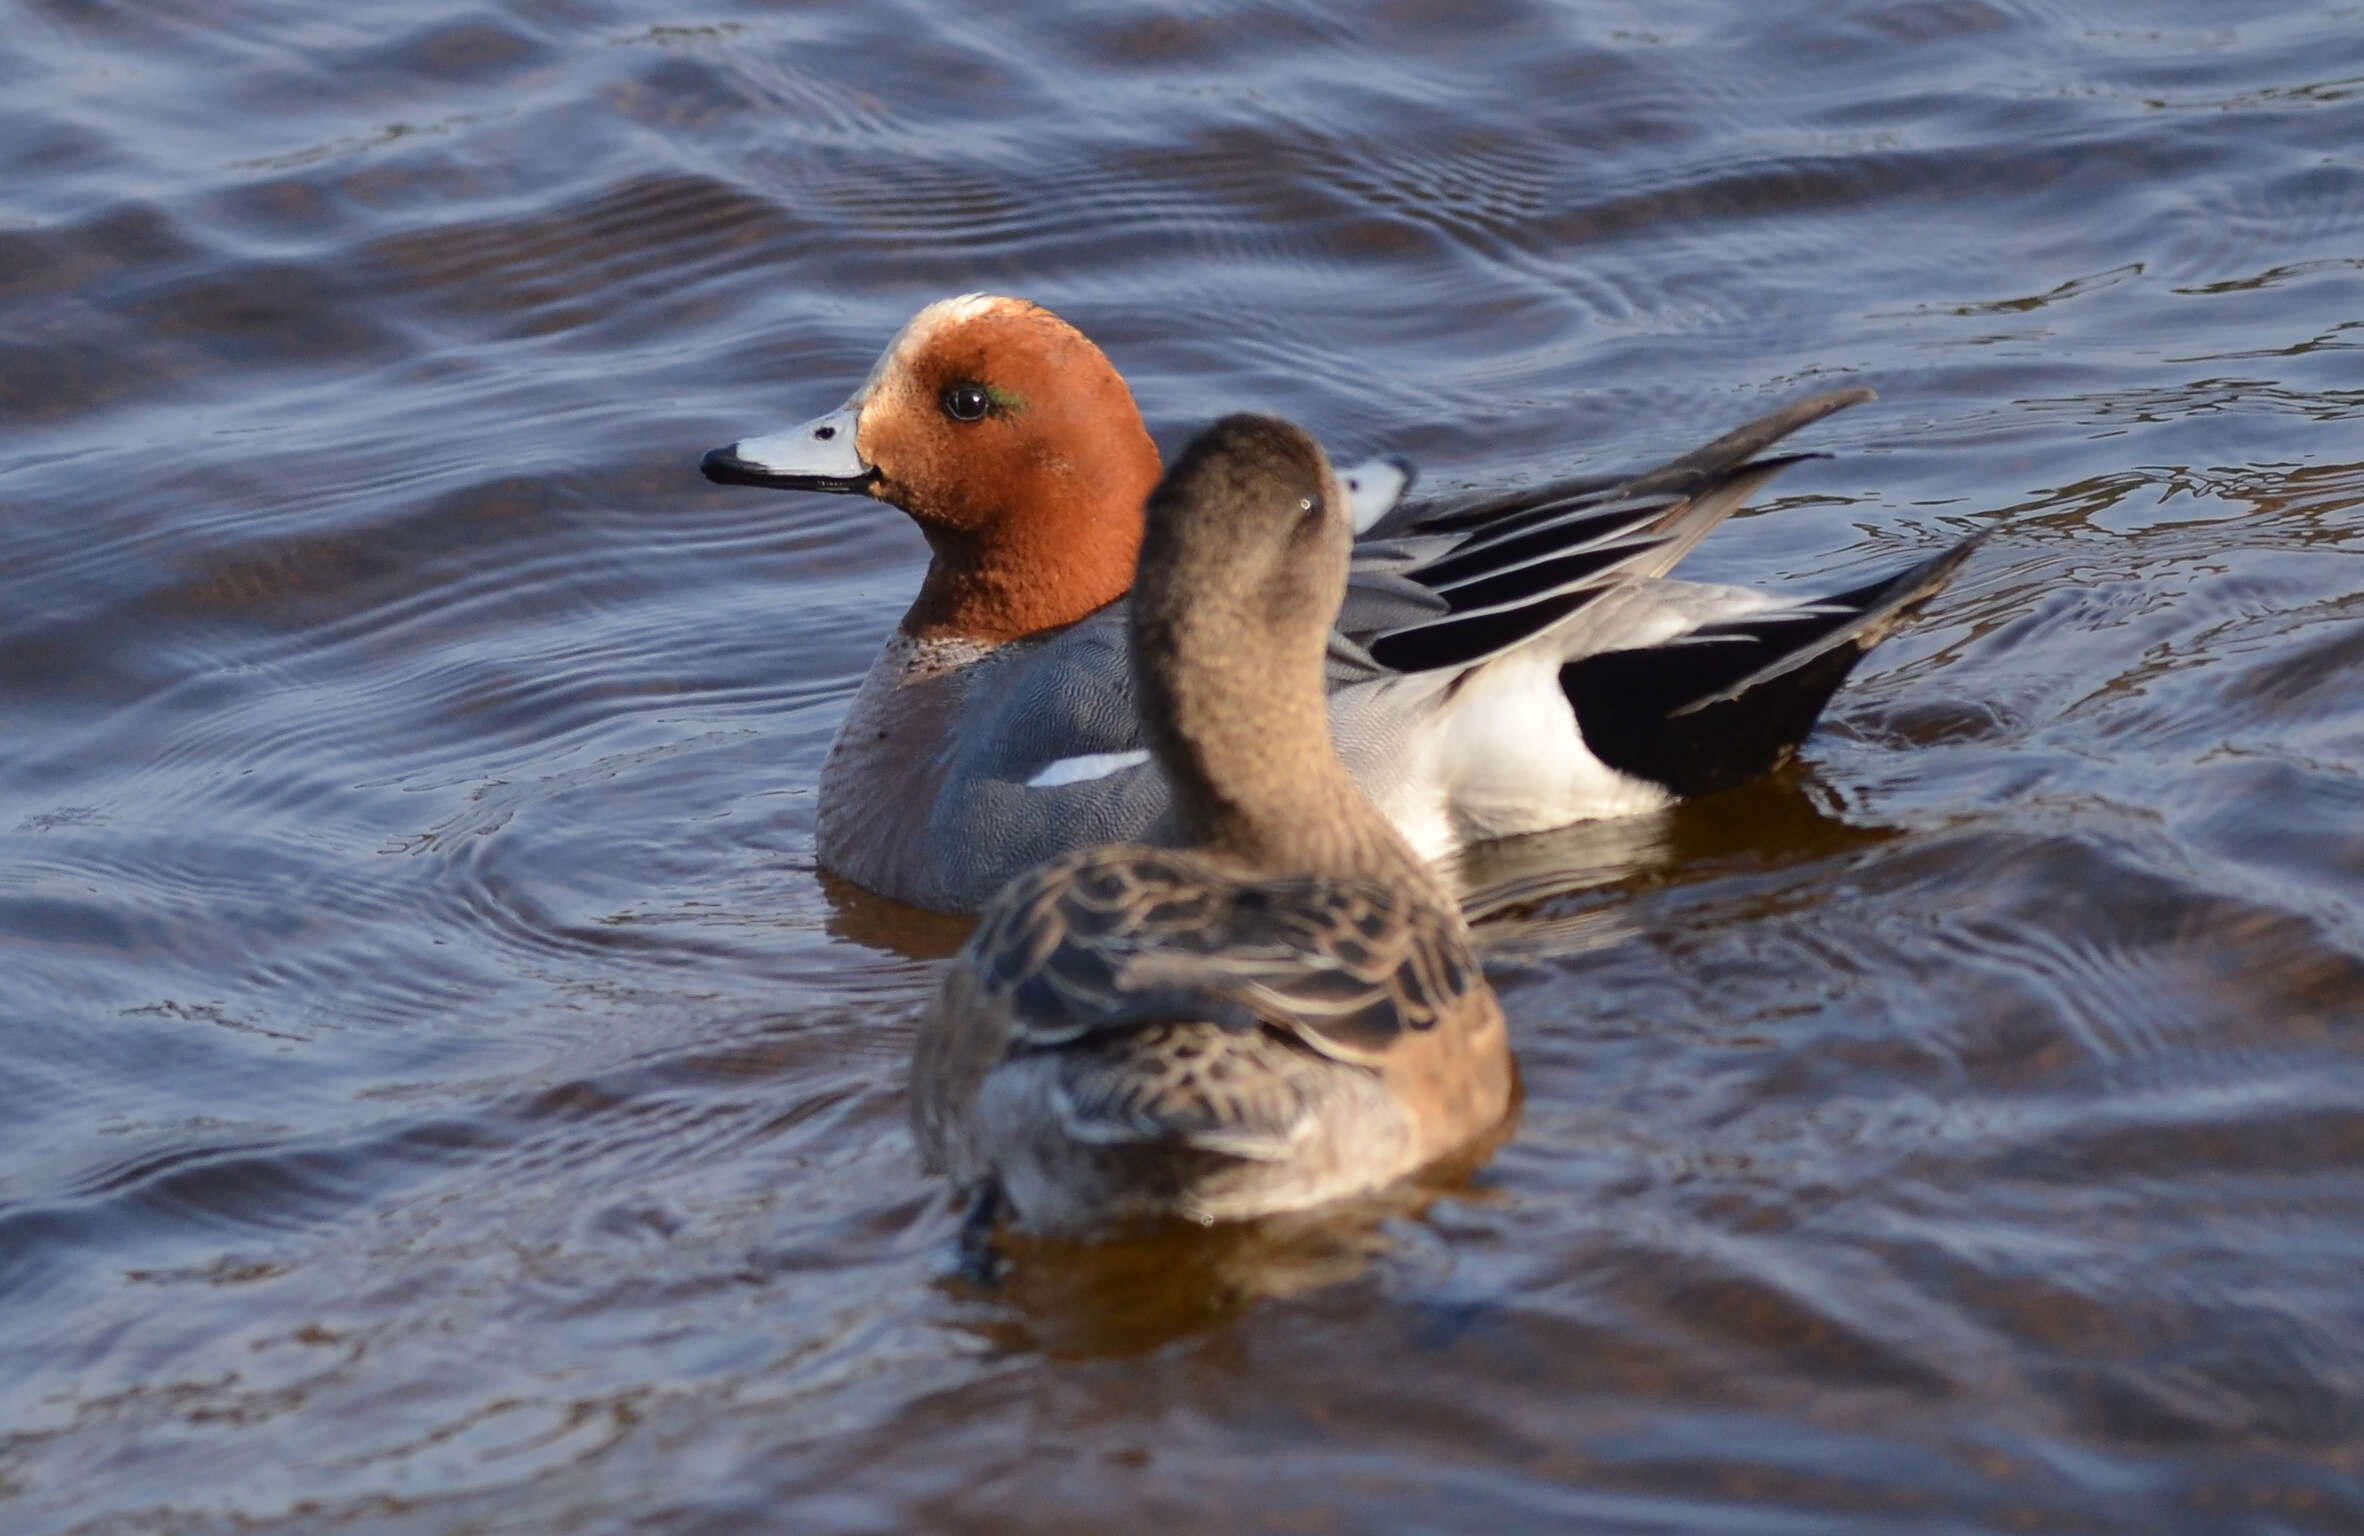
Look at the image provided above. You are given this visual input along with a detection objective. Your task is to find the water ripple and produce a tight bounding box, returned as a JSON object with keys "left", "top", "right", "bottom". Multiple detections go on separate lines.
{"left": 5, "top": 0, "right": 2364, "bottom": 1529}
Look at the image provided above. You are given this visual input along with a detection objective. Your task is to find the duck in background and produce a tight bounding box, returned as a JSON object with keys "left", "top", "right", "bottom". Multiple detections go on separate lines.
{"left": 910, "top": 415, "right": 1513, "bottom": 1239}
{"left": 704, "top": 294, "right": 1976, "bottom": 913}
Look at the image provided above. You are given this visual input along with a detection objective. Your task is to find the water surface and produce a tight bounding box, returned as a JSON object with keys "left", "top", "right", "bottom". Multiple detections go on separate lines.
{"left": 4, "top": 0, "right": 2364, "bottom": 1529}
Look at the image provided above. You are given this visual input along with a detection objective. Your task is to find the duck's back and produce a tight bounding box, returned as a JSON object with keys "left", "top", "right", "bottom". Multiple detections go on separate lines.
{"left": 909, "top": 845, "right": 1511, "bottom": 1232}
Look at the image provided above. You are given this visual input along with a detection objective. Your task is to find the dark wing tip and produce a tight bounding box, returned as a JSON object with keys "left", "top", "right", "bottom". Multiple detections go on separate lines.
{"left": 1559, "top": 527, "right": 1976, "bottom": 799}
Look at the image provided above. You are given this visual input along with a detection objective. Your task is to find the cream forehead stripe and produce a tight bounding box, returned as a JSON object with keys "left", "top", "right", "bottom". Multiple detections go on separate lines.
{"left": 853, "top": 293, "right": 1021, "bottom": 405}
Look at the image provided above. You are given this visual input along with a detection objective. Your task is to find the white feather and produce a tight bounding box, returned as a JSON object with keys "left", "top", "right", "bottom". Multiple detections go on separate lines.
{"left": 1338, "top": 458, "right": 1410, "bottom": 534}
{"left": 1026, "top": 749, "right": 1151, "bottom": 789}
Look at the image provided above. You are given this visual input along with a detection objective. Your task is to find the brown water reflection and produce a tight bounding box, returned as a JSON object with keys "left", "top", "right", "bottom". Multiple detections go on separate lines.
{"left": 948, "top": 1154, "right": 1514, "bottom": 1363}
{"left": 5, "top": 0, "right": 2364, "bottom": 1530}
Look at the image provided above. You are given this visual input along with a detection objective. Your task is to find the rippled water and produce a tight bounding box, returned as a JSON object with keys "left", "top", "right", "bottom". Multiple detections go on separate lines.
{"left": 5, "top": 0, "right": 2363, "bottom": 1528}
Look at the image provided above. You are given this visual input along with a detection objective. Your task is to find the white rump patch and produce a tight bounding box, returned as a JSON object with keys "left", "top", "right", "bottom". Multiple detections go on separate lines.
{"left": 1025, "top": 749, "right": 1151, "bottom": 789}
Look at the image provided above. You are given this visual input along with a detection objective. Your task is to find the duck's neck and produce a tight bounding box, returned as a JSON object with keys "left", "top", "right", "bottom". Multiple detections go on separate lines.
{"left": 901, "top": 507, "right": 1140, "bottom": 644}
{"left": 1139, "top": 635, "right": 1430, "bottom": 888}
{"left": 894, "top": 398, "right": 1161, "bottom": 645}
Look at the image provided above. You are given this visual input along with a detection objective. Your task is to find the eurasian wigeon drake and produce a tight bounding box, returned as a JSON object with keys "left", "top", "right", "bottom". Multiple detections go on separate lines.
{"left": 908, "top": 415, "right": 1513, "bottom": 1235}
{"left": 703, "top": 294, "right": 1976, "bottom": 914}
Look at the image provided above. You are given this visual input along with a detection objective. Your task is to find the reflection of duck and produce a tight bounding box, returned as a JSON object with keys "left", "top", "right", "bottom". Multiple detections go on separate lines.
{"left": 704, "top": 294, "right": 1978, "bottom": 915}
{"left": 937, "top": 1169, "right": 1507, "bottom": 1359}
{"left": 815, "top": 870, "right": 976, "bottom": 963}
{"left": 1454, "top": 771, "right": 1908, "bottom": 960}
{"left": 909, "top": 416, "right": 1514, "bottom": 1239}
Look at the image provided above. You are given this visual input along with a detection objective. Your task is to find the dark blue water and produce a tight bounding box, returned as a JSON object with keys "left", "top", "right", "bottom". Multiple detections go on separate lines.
{"left": 4, "top": 0, "right": 2363, "bottom": 1528}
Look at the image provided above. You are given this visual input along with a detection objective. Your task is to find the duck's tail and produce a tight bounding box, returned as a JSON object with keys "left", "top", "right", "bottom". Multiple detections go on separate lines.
{"left": 1557, "top": 533, "right": 1983, "bottom": 799}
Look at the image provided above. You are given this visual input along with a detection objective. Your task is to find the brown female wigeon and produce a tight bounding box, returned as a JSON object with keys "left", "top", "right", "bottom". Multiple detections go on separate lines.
{"left": 908, "top": 415, "right": 1514, "bottom": 1235}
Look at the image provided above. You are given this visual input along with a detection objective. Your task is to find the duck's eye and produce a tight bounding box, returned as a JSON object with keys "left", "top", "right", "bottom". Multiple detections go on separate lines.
{"left": 941, "top": 382, "right": 992, "bottom": 423}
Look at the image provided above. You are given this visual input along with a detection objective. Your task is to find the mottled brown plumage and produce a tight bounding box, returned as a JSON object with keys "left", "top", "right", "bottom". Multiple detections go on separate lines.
{"left": 909, "top": 415, "right": 1513, "bottom": 1235}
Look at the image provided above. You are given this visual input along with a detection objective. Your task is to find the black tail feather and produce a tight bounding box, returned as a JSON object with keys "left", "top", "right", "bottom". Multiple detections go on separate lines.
{"left": 1558, "top": 534, "right": 1979, "bottom": 799}
{"left": 1615, "top": 388, "right": 1874, "bottom": 502}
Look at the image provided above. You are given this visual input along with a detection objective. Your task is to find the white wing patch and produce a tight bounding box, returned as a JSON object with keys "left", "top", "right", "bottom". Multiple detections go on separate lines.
{"left": 1338, "top": 457, "right": 1411, "bottom": 534}
{"left": 1025, "top": 749, "right": 1152, "bottom": 789}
